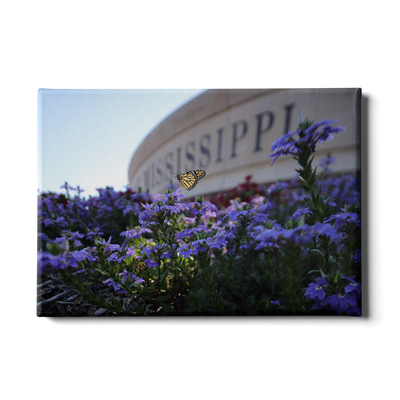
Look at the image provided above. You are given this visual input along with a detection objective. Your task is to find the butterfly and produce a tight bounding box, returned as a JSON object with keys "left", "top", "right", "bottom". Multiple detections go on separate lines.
{"left": 175, "top": 170, "right": 206, "bottom": 191}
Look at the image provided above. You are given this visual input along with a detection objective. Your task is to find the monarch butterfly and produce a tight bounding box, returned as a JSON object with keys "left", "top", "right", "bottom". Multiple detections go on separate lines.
{"left": 174, "top": 170, "right": 206, "bottom": 191}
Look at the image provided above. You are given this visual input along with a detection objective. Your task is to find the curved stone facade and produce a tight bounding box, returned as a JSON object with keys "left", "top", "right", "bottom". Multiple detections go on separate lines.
{"left": 128, "top": 89, "right": 360, "bottom": 197}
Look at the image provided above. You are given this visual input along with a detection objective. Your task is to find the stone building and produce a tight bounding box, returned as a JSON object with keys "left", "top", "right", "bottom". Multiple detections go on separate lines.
{"left": 128, "top": 89, "right": 361, "bottom": 197}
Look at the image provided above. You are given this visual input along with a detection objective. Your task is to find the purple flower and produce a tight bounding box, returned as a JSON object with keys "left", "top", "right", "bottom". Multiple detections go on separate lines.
{"left": 288, "top": 227, "right": 315, "bottom": 245}
{"left": 292, "top": 208, "right": 313, "bottom": 219}
{"left": 191, "top": 243, "right": 207, "bottom": 255}
{"left": 323, "top": 293, "right": 357, "bottom": 311}
{"left": 354, "top": 249, "right": 361, "bottom": 263}
{"left": 54, "top": 237, "right": 66, "bottom": 244}
{"left": 66, "top": 231, "right": 85, "bottom": 240}
{"left": 123, "top": 203, "right": 140, "bottom": 215}
{"left": 271, "top": 300, "right": 280, "bottom": 306}
{"left": 139, "top": 209, "right": 153, "bottom": 225}
{"left": 141, "top": 243, "right": 171, "bottom": 260}
{"left": 251, "top": 196, "right": 267, "bottom": 209}
{"left": 120, "top": 269, "right": 132, "bottom": 282}
{"left": 72, "top": 239, "right": 82, "bottom": 247}
{"left": 346, "top": 306, "right": 361, "bottom": 316}
{"left": 60, "top": 183, "right": 76, "bottom": 191}
{"left": 270, "top": 130, "right": 298, "bottom": 152}
{"left": 86, "top": 229, "right": 104, "bottom": 239}
{"left": 70, "top": 248, "right": 97, "bottom": 263}
{"left": 162, "top": 203, "right": 183, "bottom": 215}
{"left": 178, "top": 241, "right": 207, "bottom": 259}
{"left": 185, "top": 201, "right": 218, "bottom": 217}
{"left": 254, "top": 232, "right": 280, "bottom": 249}
{"left": 96, "top": 237, "right": 122, "bottom": 253}
{"left": 310, "top": 223, "right": 342, "bottom": 242}
{"left": 142, "top": 246, "right": 155, "bottom": 257}
{"left": 76, "top": 269, "right": 87, "bottom": 274}
{"left": 144, "top": 258, "right": 159, "bottom": 268}
{"left": 105, "top": 243, "right": 122, "bottom": 252}
{"left": 324, "top": 211, "right": 360, "bottom": 229}
{"left": 103, "top": 278, "right": 127, "bottom": 294}
{"left": 37, "top": 252, "right": 51, "bottom": 274}
{"left": 255, "top": 223, "right": 340, "bottom": 248}
{"left": 97, "top": 236, "right": 111, "bottom": 246}
{"left": 178, "top": 244, "right": 192, "bottom": 258}
{"left": 336, "top": 212, "right": 360, "bottom": 229}
{"left": 224, "top": 202, "right": 269, "bottom": 227}
{"left": 205, "top": 231, "right": 228, "bottom": 250}
{"left": 343, "top": 276, "right": 361, "bottom": 297}
{"left": 226, "top": 209, "right": 253, "bottom": 222}
{"left": 305, "top": 278, "right": 328, "bottom": 301}
{"left": 108, "top": 252, "right": 122, "bottom": 263}
{"left": 310, "top": 298, "right": 324, "bottom": 310}
{"left": 200, "top": 201, "right": 218, "bottom": 215}
{"left": 121, "top": 226, "right": 152, "bottom": 239}
{"left": 175, "top": 225, "right": 211, "bottom": 240}
{"left": 319, "top": 155, "right": 336, "bottom": 166}
{"left": 160, "top": 249, "right": 172, "bottom": 259}
{"left": 268, "top": 120, "right": 345, "bottom": 165}
{"left": 267, "top": 181, "right": 289, "bottom": 193}
{"left": 43, "top": 216, "right": 67, "bottom": 228}
{"left": 53, "top": 254, "right": 69, "bottom": 268}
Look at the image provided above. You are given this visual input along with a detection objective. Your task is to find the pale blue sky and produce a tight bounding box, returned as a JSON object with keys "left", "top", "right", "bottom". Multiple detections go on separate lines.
{"left": 38, "top": 89, "right": 205, "bottom": 197}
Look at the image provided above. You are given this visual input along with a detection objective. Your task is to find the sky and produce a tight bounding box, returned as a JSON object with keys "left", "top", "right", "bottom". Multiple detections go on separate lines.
{"left": 38, "top": 89, "right": 205, "bottom": 197}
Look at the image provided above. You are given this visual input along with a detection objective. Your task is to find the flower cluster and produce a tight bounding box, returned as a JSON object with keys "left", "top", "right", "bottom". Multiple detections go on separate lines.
{"left": 103, "top": 271, "right": 145, "bottom": 295}
{"left": 38, "top": 184, "right": 152, "bottom": 250}
{"left": 305, "top": 276, "right": 361, "bottom": 316}
{"left": 268, "top": 119, "right": 346, "bottom": 165}
{"left": 38, "top": 118, "right": 361, "bottom": 316}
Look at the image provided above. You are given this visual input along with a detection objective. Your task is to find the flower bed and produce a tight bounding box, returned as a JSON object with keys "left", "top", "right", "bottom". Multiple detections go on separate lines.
{"left": 37, "top": 118, "right": 361, "bottom": 316}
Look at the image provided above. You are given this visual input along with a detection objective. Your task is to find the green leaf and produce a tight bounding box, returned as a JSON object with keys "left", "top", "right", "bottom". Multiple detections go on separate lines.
{"left": 310, "top": 248, "right": 324, "bottom": 258}
{"left": 298, "top": 176, "right": 308, "bottom": 184}
{"left": 307, "top": 269, "right": 322, "bottom": 275}
{"left": 132, "top": 302, "right": 144, "bottom": 315}
{"left": 333, "top": 273, "right": 341, "bottom": 284}
{"left": 110, "top": 295, "right": 122, "bottom": 309}
{"left": 319, "top": 268, "right": 328, "bottom": 278}
{"left": 123, "top": 297, "right": 130, "bottom": 311}
{"left": 285, "top": 219, "right": 294, "bottom": 229}
{"left": 196, "top": 288, "right": 208, "bottom": 308}
{"left": 246, "top": 295, "right": 255, "bottom": 307}
{"left": 154, "top": 293, "right": 173, "bottom": 303}
{"left": 161, "top": 303, "right": 177, "bottom": 316}
{"left": 144, "top": 304, "right": 152, "bottom": 315}
{"left": 160, "top": 269, "right": 170, "bottom": 284}
{"left": 240, "top": 237, "right": 248, "bottom": 245}
{"left": 324, "top": 195, "right": 332, "bottom": 204}
{"left": 46, "top": 241, "right": 62, "bottom": 255}
{"left": 60, "top": 237, "right": 69, "bottom": 252}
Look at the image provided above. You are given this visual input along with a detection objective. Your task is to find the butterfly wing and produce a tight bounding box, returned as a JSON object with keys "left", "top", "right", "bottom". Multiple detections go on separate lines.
{"left": 177, "top": 172, "right": 198, "bottom": 190}
{"left": 176, "top": 170, "right": 206, "bottom": 190}
{"left": 194, "top": 170, "right": 206, "bottom": 180}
